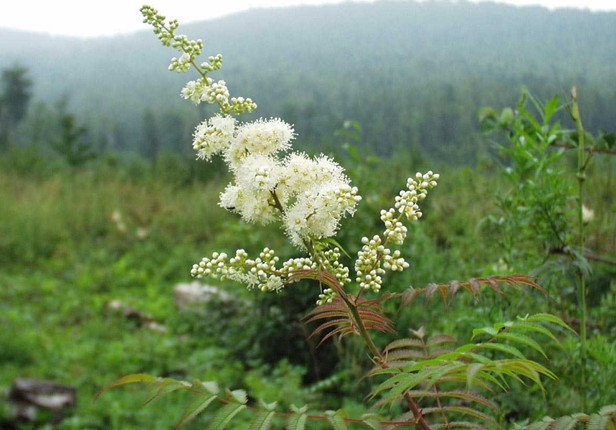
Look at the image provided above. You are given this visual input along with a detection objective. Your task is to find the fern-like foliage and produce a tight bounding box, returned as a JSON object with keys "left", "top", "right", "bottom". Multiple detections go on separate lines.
{"left": 514, "top": 405, "right": 616, "bottom": 430}
{"left": 369, "top": 313, "right": 573, "bottom": 429}
{"left": 97, "top": 374, "right": 409, "bottom": 429}
{"left": 97, "top": 375, "right": 248, "bottom": 429}
{"left": 303, "top": 295, "right": 396, "bottom": 346}
{"left": 398, "top": 274, "right": 548, "bottom": 307}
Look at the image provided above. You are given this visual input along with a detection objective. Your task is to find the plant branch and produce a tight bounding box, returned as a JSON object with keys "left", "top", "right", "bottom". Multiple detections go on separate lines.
{"left": 552, "top": 142, "right": 616, "bottom": 155}
{"left": 344, "top": 296, "right": 433, "bottom": 429}
{"left": 571, "top": 86, "right": 588, "bottom": 411}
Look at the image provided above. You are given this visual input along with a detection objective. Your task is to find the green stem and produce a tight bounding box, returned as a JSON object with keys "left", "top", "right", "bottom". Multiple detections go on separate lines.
{"left": 571, "top": 87, "right": 588, "bottom": 411}
{"left": 344, "top": 297, "right": 432, "bottom": 430}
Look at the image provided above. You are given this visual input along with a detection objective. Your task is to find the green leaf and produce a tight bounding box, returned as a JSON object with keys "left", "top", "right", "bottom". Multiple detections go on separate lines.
{"left": 476, "top": 342, "right": 526, "bottom": 359}
{"left": 229, "top": 389, "right": 248, "bottom": 404}
{"left": 259, "top": 399, "right": 278, "bottom": 411}
{"left": 588, "top": 414, "right": 609, "bottom": 430}
{"left": 286, "top": 412, "right": 308, "bottom": 430}
{"left": 210, "top": 403, "right": 247, "bottom": 430}
{"left": 524, "top": 420, "right": 552, "bottom": 430}
{"left": 250, "top": 410, "right": 277, "bottom": 430}
{"left": 472, "top": 326, "right": 499, "bottom": 339}
{"left": 543, "top": 96, "right": 561, "bottom": 123}
{"left": 551, "top": 416, "right": 577, "bottom": 430}
{"left": 407, "top": 389, "right": 498, "bottom": 411}
{"left": 326, "top": 410, "right": 348, "bottom": 430}
{"left": 512, "top": 321, "right": 559, "bottom": 343}
{"left": 201, "top": 380, "right": 220, "bottom": 395}
{"left": 599, "top": 405, "right": 616, "bottom": 416}
{"left": 96, "top": 373, "right": 160, "bottom": 400}
{"left": 361, "top": 414, "right": 384, "bottom": 430}
{"left": 466, "top": 363, "right": 509, "bottom": 391}
{"left": 174, "top": 394, "right": 218, "bottom": 429}
{"left": 143, "top": 378, "right": 188, "bottom": 406}
{"left": 422, "top": 405, "right": 500, "bottom": 428}
{"left": 496, "top": 332, "right": 547, "bottom": 357}
{"left": 525, "top": 313, "right": 575, "bottom": 333}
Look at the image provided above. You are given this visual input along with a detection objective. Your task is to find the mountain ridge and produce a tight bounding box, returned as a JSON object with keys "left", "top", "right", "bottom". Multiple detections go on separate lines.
{"left": 1, "top": 0, "right": 615, "bottom": 161}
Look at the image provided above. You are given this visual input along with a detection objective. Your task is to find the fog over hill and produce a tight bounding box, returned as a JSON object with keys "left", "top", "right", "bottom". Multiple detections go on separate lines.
{"left": 1, "top": 0, "right": 615, "bottom": 162}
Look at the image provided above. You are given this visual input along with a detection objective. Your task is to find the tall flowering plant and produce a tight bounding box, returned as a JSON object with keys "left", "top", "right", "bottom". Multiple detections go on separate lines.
{"left": 98, "top": 6, "right": 616, "bottom": 430}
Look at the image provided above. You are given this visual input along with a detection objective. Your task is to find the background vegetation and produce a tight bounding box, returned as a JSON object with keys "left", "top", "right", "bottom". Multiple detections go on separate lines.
{"left": 1, "top": 1, "right": 616, "bottom": 162}
{"left": 0, "top": 1, "right": 615, "bottom": 428}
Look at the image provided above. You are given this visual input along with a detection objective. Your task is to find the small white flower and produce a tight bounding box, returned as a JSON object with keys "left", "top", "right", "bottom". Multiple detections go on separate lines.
{"left": 235, "top": 154, "right": 282, "bottom": 193}
{"left": 232, "top": 118, "right": 294, "bottom": 156}
{"left": 582, "top": 205, "right": 594, "bottom": 224}
{"left": 193, "top": 115, "right": 236, "bottom": 160}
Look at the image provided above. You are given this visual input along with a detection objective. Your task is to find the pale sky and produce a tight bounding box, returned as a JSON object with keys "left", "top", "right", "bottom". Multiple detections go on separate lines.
{"left": 1, "top": 0, "right": 615, "bottom": 38}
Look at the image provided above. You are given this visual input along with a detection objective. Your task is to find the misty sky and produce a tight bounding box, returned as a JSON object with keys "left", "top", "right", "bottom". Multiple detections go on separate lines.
{"left": 2, "top": 0, "right": 615, "bottom": 38}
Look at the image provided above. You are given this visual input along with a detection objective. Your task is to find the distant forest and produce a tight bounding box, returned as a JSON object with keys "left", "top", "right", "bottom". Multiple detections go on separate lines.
{"left": 1, "top": 0, "right": 615, "bottom": 163}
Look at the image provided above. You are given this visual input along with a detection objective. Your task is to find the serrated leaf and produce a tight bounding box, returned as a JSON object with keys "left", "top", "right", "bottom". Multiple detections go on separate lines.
{"left": 210, "top": 403, "right": 247, "bottom": 430}
{"left": 588, "top": 414, "right": 609, "bottom": 430}
{"left": 496, "top": 332, "right": 547, "bottom": 357}
{"left": 229, "top": 389, "right": 248, "bottom": 404}
{"left": 551, "top": 416, "right": 578, "bottom": 430}
{"left": 96, "top": 373, "right": 159, "bottom": 399}
{"left": 385, "top": 348, "right": 426, "bottom": 362}
{"left": 326, "top": 410, "right": 348, "bottom": 430}
{"left": 466, "top": 364, "right": 509, "bottom": 391}
{"left": 421, "top": 405, "right": 500, "bottom": 428}
{"left": 472, "top": 326, "right": 499, "bottom": 339}
{"left": 431, "top": 422, "right": 489, "bottom": 429}
{"left": 361, "top": 413, "right": 384, "bottom": 430}
{"left": 290, "top": 404, "right": 309, "bottom": 413}
{"left": 426, "top": 334, "right": 457, "bottom": 347}
{"left": 250, "top": 410, "right": 276, "bottom": 430}
{"left": 476, "top": 342, "right": 526, "bottom": 359}
{"left": 599, "top": 405, "right": 616, "bottom": 416}
{"left": 259, "top": 400, "right": 278, "bottom": 411}
{"left": 143, "top": 378, "right": 188, "bottom": 406}
{"left": 287, "top": 412, "right": 308, "bottom": 430}
{"left": 385, "top": 338, "right": 424, "bottom": 351}
{"left": 201, "top": 380, "right": 220, "bottom": 395}
{"left": 174, "top": 394, "right": 218, "bottom": 429}
{"left": 469, "top": 278, "right": 481, "bottom": 296}
{"left": 525, "top": 421, "right": 551, "bottom": 430}
{"left": 407, "top": 389, "right": 498, "bottom": 411}
{"left": 401, "top": 287, "right": 422, "bottom": 306}
{"left": 525, "top": 313, "right": 576, "bottom": 333}
{"left": 512, "top": 321, "right": 559, "bottom": 344}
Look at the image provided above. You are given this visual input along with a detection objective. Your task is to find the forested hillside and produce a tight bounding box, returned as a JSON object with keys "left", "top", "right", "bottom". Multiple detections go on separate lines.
{"left": 1, "top": 0, "right": 615, "bottom": 162}
{"left": 2, "top": 2, "right": 616, "bottom": 428}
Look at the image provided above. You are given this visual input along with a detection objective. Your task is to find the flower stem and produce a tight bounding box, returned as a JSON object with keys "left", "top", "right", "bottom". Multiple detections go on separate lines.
{"left": 571, "top": 86, "right": 588, "bottom": 411}
{"left": 344, "top": 296, "right": 432, "bottom": 430}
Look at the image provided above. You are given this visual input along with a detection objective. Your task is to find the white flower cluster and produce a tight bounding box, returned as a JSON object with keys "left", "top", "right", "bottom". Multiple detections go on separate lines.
{"left": 283, "top": 182, "right": 361, "bottom": 248}
{"left": 192, "top": 115, "right": 236, "bottom": 160}
{"left": 143, "top": 5, "right": 365, "bottom": 300}
{"left": 317, "top": 288, "right": 337, "bottom": 306}
{"left": 395, "top": 171, "right": 439, "bottom": 222}
{"left": 318, "top": 247, "right": 351, "bottom": 287}
{"left": 141, "top": 6, "right": 256, "bottom": 115}
{"left": 140, "top": 6, "right": 179, "bottom": 47}
{"left": 181, "top": 78, "right": 257, "bottom": 114}
{"left": 191, "top": 248, "right": 319, "bottom": 292}
{"left": 190, "top": 115, "right": 361, "bottom": 249}
{"left": 354, "top": 172, "right": 439, "bottom": 292}
{"left": 355, "top": 235, "right": 388, "bottom": 292}
{"left": 313, "top": 247, "right": 352, "bottom": 305}
{"left": 201, "top": 54, "right": 223, "bottom": 73}
{"left": 168, "top": 36, "right": 203, "bottom": 72}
